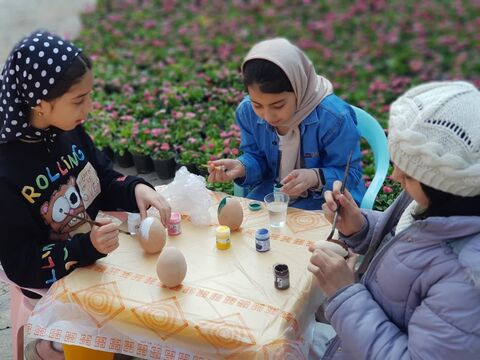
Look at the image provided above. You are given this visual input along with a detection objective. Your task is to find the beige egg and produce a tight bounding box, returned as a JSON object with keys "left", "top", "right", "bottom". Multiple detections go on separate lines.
{"left": 156, "top": 246, "right": 187, "bottom": 288}
{"left": 314, "top": 239, "right": 349, "bottom": 259}
{"left": 137, "top": 217, "right": 166, "bottom": 254}
{"left": 217, "top": 196, "right": 243, "bottom": 231}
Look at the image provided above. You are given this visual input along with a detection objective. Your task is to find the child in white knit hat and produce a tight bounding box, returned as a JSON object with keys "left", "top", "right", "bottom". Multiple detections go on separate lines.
{"left": 308, "top": 81, "right": 480, "bottom": 359}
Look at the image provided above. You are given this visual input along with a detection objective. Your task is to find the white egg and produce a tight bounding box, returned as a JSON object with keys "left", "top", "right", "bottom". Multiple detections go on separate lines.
{"left": 314, "top": 239, "right": 349, "bottom": 258}
{"left": 137, "top": 217, "right": 166, "bottom": 254}
{"left": 156, "top": 247, "right": 187, "bottom": 288}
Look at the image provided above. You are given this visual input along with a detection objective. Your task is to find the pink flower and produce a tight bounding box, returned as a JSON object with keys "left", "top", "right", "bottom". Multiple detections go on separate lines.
{"left": 160, "top": 143, "right": 170, "bottom": 151}
{"left": 383, "top": 186, "right": 393, "bottom": 194}
{"left": 231, "top": 148, "right": 239, "bottom": 156}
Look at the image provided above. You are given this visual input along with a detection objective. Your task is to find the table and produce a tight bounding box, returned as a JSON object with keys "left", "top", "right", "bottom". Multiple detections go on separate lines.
{"left": 27, "top": 191, "right": 331, "bottom": 359}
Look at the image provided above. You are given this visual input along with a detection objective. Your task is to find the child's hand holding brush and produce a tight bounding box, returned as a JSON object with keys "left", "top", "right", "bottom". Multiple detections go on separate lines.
{"left": 206, "top": 159, "right": 246, "bottom": 183}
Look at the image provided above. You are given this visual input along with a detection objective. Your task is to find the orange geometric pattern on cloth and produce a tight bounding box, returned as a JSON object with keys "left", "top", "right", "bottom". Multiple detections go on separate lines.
{"left": 26, "top": 193, "right": 331, "bottom": 359}
{"left": 72, "top": 281, "right": 126, "bottom": 328}
{"left": 262, "top": 339, "right": 308, "bottom": 360}
{"left": 131, "top": 296, "right": 188, "bottom": 340}
{"left": 194, "top": 313, "right": 256, "bottom": 358}
{"left": 286, "top": 207, "right": 330, "bottom": 233}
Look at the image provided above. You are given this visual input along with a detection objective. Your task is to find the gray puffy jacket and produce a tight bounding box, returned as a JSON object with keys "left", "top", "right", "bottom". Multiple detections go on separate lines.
{"left": 322, "top": 192, "right": 480, "bottom": 359}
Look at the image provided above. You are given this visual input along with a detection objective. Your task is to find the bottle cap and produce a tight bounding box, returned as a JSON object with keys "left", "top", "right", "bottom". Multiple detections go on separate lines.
{"left": 248, "top": 202, "right": 262, "bottom": 211}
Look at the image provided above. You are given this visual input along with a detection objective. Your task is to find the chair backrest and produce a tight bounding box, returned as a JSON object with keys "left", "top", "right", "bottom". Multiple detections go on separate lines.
{"left": 352, "top": 106, "right": 390, "bottom": 209}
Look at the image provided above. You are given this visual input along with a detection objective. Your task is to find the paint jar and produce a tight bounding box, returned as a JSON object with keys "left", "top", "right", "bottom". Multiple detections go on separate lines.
{"left": 273, "top": 263, "right": 290, "bottom": 290}
{"left": 168, "top": 212, "right": 182, "bottom": 236}
{"left": 273, "top": 183, "right": 283, "bottom": 201}
{"left": 127, "top": 213, "right": 141, "bottom": 235}
{"left": 255, "top": 228, "right": 270, "bottom": 252}
{"left": 216, "top": 225, "right": 231, "bottom": 250}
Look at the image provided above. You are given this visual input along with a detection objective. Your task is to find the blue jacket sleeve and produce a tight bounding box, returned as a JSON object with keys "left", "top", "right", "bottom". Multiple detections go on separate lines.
{"left": 235, "top": 100, "right": 270, "bottom": 186}
{"left": 317, "top": 107, "right": 364, "bottom": 204}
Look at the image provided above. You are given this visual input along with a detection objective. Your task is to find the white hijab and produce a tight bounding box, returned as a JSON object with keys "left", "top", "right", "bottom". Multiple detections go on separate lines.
{"left": 242, "top": 38, "right": 333, "bottom": 130}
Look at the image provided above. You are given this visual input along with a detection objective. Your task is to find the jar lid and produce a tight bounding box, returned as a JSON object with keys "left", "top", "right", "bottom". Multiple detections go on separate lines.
{"left": 170, "top": 211, "right": 181, "bottom": 223}
{"left": 273, "top": 263, "right": 289, "bottom": 276}
{"left": 216, "top": 225, "right": 230, "bottom": 235}
{"left": 255, "top": 228, "right": 270, "bottom": 239}
{"left": 248, "top": 202, "right": 262, "bottom": 211}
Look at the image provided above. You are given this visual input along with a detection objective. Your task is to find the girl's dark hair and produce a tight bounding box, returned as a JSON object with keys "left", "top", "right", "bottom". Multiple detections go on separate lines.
{"left": 413, "top": 184, "right": 480, "bottom": 219}
{"left": 45, "top": 52, "right": 92, "bottom": 100}
{"left": 242, "top": 59, "right": 293, "bottom": 93}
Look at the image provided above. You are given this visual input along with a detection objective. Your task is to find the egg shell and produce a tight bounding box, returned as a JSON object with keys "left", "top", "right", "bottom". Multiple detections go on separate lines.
{"left": 156, "top": 246, "right": 187, "bottom": 288}
{"left": 314, "top": 239, "right": 349, "bottom": 259}
{"left": 137, "top": 217, "right": 166, "bottom": 254}
{"left": 217, "top": 196, "right": 243, "bottom": 231}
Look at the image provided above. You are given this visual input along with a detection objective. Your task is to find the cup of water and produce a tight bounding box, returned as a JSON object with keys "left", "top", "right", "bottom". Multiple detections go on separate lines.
{"left": 264, "top": 192, "right": 289, "bottom": 228}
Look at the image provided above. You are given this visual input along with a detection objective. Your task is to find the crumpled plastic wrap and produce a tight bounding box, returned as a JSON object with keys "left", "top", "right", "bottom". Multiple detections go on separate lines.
{"left": 161, "top": 166, "right": 212, "bottom": 225}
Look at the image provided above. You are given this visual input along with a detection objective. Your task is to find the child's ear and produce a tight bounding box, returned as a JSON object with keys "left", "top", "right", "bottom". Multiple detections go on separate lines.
{"left": 32, "top": 99, "right": 53, "bottom": 118}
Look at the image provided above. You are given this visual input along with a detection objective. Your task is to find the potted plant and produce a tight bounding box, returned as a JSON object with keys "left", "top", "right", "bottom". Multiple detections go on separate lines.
{"left": 178, "top": 148, "right": 202, "bottom": 175}
{"left": 151, "top": 143, "right": 176, "bottom": 179}
{"left": 111, "top": 138, "right": 134, "bottom": 168}
{"left": 129, "top": 141, "right": 154, "bottom": 174}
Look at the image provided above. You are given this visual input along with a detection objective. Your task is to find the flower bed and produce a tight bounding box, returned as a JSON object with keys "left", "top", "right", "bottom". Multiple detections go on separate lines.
{"left": 78, "top": 0, "right": 479, "bottom": 210}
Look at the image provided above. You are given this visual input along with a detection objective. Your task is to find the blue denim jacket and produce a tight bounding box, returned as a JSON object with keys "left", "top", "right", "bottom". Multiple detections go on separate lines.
{"left": 235, "top": 94, "right": 365, "bottom": 209}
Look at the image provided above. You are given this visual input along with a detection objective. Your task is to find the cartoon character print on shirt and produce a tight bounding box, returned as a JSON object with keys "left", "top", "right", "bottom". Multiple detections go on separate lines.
{"left": 40, "top": 176, "right": 92, "bottom": 242}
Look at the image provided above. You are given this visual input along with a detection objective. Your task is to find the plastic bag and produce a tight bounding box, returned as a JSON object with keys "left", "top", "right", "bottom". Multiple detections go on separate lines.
{"left": 161, "top": 166, "right": 212, "bottom": 225}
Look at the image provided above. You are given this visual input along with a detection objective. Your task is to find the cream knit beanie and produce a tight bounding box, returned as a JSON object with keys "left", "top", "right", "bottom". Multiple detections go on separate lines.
{"left": 388, "top": 81, "right": 480, "bottom": 196}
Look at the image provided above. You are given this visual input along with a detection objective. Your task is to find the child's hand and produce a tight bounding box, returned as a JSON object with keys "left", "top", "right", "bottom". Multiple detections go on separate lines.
{"left": 207, "top": 159, "right": 245, "bottom": 183}
{"left": 307, "top": 246, "right": 358, "bottom": 298}
{"left": 90, "top": 218, "right": 119, "bottom": 254}
{"left": 134, "top": 184, "right": 171, "bottom": 226}
{"left": 280, "top": 169, "right": 318, "bottom": 196}
{"left": 322, "top": 180, "right": 365, "bottom": 236}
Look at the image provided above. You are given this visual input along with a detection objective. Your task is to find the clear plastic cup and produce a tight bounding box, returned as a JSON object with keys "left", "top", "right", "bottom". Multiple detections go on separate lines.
{"left": 264, "top": 192, "right": 289, "bottom": 228}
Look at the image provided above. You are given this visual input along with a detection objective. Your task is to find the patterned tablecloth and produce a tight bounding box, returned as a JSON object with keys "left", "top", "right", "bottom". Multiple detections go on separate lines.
{"left": 27, "top": 190, "right": 331, "bottom": 359}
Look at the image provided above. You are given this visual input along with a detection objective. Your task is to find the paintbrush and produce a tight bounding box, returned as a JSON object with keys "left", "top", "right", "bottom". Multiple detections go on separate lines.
{"left": 60, "top": 210, "right": 130, "bottom": 235}
{"left": 200, "top": 164, "right": 225, "bottom": 171}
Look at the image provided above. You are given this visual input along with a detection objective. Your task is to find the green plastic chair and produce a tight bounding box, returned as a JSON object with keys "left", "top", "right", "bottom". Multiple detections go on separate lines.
{"left": 233, "top": 106, "right": 390, "bottom": 209}
{"left": 352, "top": 106, "right": 390, "bottom": 209}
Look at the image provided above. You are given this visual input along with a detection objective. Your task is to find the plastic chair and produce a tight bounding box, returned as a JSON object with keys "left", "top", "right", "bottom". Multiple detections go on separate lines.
{"left": 352, "top": 106, "right": 390, "bottom": 209}
{"left": 0, "top": 268, "right": 47, "bottom": 360}
{"left": 233, "top": 106, "right": 389, "bottom": 209}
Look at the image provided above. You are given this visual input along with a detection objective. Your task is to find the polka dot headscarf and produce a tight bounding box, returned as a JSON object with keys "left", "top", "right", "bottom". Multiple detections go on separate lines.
{"left": 0, "top": 30, "right": 81, "bottom": 143}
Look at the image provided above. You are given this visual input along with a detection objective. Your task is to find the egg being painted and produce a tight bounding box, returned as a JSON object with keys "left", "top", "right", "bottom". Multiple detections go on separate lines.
{"left": 217, "top": 196, "right": 243, "bottom": 231}
{"left": 314, "top": 239, "right": 349, "bottom": 259}
{"left": 156, "top": 246, "right": 187, "bottom": 288}
{"left": 137, "top": 217, "right": 166, "bottom": 254}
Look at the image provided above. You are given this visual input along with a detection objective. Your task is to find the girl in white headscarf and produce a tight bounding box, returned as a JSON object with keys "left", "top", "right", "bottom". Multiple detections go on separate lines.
{"left": 207, "top": 38, "right": 365, "bottom": 210}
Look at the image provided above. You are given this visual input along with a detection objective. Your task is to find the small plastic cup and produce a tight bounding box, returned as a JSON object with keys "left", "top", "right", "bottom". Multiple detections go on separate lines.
{"left": 264, "top": 192, "right": 289, "bottom": 228}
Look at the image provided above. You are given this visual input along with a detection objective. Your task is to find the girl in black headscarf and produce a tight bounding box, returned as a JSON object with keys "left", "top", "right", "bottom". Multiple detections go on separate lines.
{"left": 0, "top": 30, "right": 170, "bottom": 359}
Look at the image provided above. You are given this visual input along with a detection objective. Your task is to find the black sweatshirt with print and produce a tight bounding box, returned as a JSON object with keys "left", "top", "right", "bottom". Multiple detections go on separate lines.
{"left": 0, "top": 126, "right": 151, "bottom": 289}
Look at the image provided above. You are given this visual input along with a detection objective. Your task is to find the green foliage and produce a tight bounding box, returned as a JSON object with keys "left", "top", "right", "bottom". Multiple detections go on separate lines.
{"left": 78, "top": 0, "right": 479, "bottom": 207}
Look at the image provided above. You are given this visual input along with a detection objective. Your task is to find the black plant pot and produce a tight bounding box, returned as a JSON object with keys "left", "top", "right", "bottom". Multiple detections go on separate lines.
{"left": 114, "top": 150, "right": 134, "bottom": 168}
{"left": 177, "top": 162, "right": 209, "bottom": 176}
{"left": 100, "top": 146, "right": 114, "bottom": 161}
{"left": 132, "top": 153, "right": 154, "bottom": 174}
{"left": 153, "top": 157, "right": 177, "bottom": 179}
